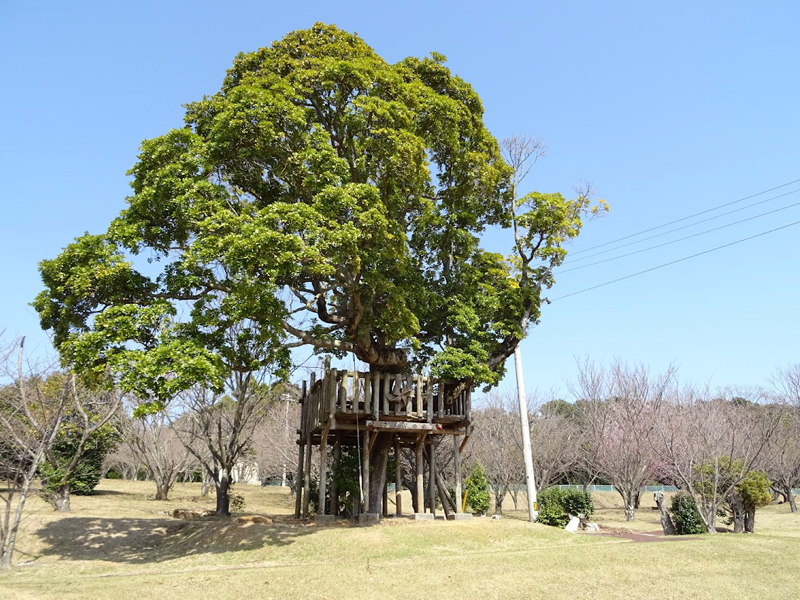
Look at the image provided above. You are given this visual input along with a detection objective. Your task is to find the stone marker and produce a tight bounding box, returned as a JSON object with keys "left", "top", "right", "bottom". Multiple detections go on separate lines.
{"left": 565, "top": 516, "right": 580, "bottom": 533}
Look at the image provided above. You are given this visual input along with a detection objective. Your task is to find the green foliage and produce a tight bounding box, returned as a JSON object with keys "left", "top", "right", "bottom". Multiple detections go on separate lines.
{"left": 34, "top": 23, "right": 602, "bottom": 404}
{"left": 229, "top": 492, "right": 246, "bottom": 513}
{"left": 309, "top": 446, "right": 362, "bottom": 516}
{"left": 465, "top": 463, "right": 490, "bottom": 515}
{"left": 736, "top": 470, "right": 772, "bottom": 510}
{"left": 40, "top": 407, "right": 119, "bottom": 498}
{"left": 536, "top": 487, "right": 594, "bottom": 528}
{"left": 536, "top": 503, "right": 570, "bottom": 528}
{"left": 670, "top": 492, "right": 706, "bottom": 535}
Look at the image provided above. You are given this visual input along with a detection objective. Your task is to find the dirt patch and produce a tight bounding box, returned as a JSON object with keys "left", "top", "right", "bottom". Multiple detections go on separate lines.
{"left": 587, "top": 528, "right": 697, "bottom": 543}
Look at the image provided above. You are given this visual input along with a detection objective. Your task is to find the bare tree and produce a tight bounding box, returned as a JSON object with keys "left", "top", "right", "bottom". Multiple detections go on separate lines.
{"left": 122, "top": 404, "right": 191, "bottom": 500}
{"left": 171, "top": 371, "right": 273, "bottom": 516}
{"left": 469, "top": 393, "right": 524, "bottom": 514}
{"left": 0, "top": 338, "right": 69, "bottom": 568}
{"left": 574, "top": 359, "right": 675, "bottom": 521}
{"left": 40, "top": 379, "right": 122, "bottom": 512}
{"left": 528, "top": 402, "right": 581, "bottom": 491}
{"left": 762, "top": 367, "right": 800, "bottom": 511}
{"left": 651, "top": 386, "right": 779, "bottom": 533}
{"left": 102, "top": 442, "right": 141, "bottom": 481}
{"left": 251, "top": 386, "right": 301, "bottom": 487}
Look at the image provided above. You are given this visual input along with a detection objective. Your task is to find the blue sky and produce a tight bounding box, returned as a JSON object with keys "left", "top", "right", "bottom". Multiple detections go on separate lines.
{"left": 1, "top": 1, "right": 798, "bottom": 397}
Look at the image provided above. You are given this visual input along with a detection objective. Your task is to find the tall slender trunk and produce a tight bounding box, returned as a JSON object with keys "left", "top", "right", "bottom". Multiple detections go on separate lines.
{"left": 201, "top": 472, "right": 212, "bottom": 497}
{"left": 619, "top": 488, "right": 635, "bottom": 521}
{"left": 493, "top": 484, "right": 505, "bottom": 515}
{"left": 51, "top": 486, "right": 71, "bottom": 513}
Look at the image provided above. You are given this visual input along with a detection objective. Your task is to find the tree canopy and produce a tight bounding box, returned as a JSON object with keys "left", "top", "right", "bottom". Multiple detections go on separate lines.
{"left": 34, "top": 23, "right": 600, "bottom": 405}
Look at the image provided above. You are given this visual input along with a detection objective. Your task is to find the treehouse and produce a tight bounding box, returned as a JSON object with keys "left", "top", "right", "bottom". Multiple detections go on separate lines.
{"left": 295, "top": 362, "right": 473, "bottom": 523}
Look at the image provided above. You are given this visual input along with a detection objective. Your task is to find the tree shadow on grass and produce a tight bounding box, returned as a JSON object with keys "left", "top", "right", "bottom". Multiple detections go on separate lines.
{"left": 33, "top": 516, "right": 318, "bottom": 564}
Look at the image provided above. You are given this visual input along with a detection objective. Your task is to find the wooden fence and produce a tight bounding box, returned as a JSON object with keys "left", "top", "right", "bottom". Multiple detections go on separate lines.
{"left": 300, "top": 370, "right": 471, "bottom": 437}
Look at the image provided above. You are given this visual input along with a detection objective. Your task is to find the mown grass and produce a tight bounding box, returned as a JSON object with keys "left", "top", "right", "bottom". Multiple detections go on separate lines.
{"left": 1, "top": 480, "right": 798, "bottom": 600}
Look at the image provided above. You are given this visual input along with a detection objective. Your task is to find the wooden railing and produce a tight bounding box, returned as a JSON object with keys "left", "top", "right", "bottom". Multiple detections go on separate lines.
{"left": 300, "top": 370, "right": 471, "bottom": 436}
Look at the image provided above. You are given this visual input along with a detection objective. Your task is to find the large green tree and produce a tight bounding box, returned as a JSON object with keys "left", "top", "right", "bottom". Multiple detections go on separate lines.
{"left": 34, "top": 24, "right": 600, "bottom": 512}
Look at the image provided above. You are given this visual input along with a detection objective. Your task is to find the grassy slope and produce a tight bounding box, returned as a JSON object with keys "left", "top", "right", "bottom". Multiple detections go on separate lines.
{"left": 0, "top": 481, "right": 798, "bottom": 600}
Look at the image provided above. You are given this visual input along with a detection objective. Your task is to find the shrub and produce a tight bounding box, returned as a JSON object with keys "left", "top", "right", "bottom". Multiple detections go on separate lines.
{"left": 537, "top": 487, "right": 594, "bottom": 528}
{"left": 671, "top": 492, "right": 705, "bottom": 534}
{"left": 562, "top": 489, "right": 594, "bottom": 518}
{"left": 465, "top": 464, "right": 490, "bottom": 515}
{"left": 536, "top": 503, "right": 570, "bottom": 528}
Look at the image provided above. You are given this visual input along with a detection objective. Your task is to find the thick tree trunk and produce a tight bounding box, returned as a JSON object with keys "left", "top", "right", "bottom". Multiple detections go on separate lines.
{"left": 215, "top": 471, "right": 231, "bottom": 517}
{"left": 619, "top": 488, "right": 635, "bottom": 521}
{"left": 790, "top": 493, "right": 798, "bottom": 513}
{"left": 51, "top": 486, "right": 71, "bottom": 513}
{"left": 367, "top": 434, "right": 391, "bottom": 515}
{"left": 729, "top": 494, "right": 745, "bottom": 533}
{"left": 699, "top": 502, "right": 717, "bottom": 533}
{"left": 155, "top": 482, "right": 170, "bottom": 501}
{"left": 654, "top": 492, "right": 676, "bottom": 535}
{"left": 744, "top": 507, "right": 755, "bottom": 533}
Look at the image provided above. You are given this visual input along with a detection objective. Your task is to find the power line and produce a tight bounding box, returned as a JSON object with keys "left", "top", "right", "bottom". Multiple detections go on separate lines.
{"left": 568, "top": 177, "right": 800, "bottom": 257}
{"left": 564, "top": 188, "right": 800, "bottom": 264}
{"left": 558, "top": 198, "right": 800, "bottom": 274}
{"left": 550, "top": 218, "right": 800, "bottom": 301}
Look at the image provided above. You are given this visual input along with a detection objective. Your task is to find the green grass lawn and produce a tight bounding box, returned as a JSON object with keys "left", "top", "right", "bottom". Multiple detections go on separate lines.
{"left": 1, "top": 480, "right": 798, "bottom": 599}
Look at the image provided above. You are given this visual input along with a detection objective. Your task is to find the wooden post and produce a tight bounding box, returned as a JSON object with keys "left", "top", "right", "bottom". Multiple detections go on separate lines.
{"left": 294, "top": 441, "right": 304, "bottom": 519}
{"left": 383, "top": 480, "right": 389, "bottom": 518}
{"left": 394, "top": 437, "right": 402, "bottom": 516}
{"left": 317, "top": 425, "right": 329, "bottom": 515}
{"left": 415, "top": 434, "right": 425, "bottom": 514}
{"left": 453, "top": 434, "right": 463, "bottom": 513}
{"left": 331, "top": 439, "right": 341, "bottom": 516}
{"left": 302, "top": 435, "right": 312, "bottom": 518}
{"left": 428, "top": 441, "right": 436, "bottom": 516}
{"left": 362, "top": 430, "right": 370, "bottom": 514}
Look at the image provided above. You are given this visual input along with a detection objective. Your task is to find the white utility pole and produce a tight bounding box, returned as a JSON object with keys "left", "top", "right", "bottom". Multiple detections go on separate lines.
{"left": 514, "top": 344, "right": 538, "bottom": 521}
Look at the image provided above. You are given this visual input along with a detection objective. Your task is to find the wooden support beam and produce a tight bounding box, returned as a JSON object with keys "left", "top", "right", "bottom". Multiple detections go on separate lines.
{"left": 383, "top": 480, "right": 389, "bottom": 518}
{"left": 459, "top": 434, "right": 471, "bottom": 455}
{"left": 294, "top": 441, "right": 305, "bottom": 519}
{"left": 394, "top": 437, "right": 402, "bottom": 517}
{"left": 415, "top": 433, "right": 426, "bottom": 514}
{"left": 367, "top": 430, "right": 379, "bottom": 453}
{"left": 428, "top": 440, "right": 436, "bottom": 516}
{"left": 302, "top": 430, "right": 312, "bottom": 518}
{"left": 317, "top": 424, "right": 330, "bottom": 516}
{"left": 362, "top": 430, "right": 371, "bottom": 514}
{"left": 366, "top": 420, "right": 443, "bottom": 432}
{"left": 331, "top": 439, "right": 341, "bottom": 516}
{"left": 435, "top": 470, "right": 452, "bottom": 518}
{"left": 453, "top": 434, "right": 463, "bottom": 513}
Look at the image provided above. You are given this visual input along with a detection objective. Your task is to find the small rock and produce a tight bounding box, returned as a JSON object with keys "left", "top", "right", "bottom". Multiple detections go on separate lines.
{"left": 491, "top": 514, "right": 502, "bottom": 520}
{"left": 583, "top": 522, "right": 600, "bottom": 532}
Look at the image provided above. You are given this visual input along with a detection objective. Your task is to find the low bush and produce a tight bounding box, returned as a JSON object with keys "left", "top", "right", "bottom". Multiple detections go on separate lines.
{"left": 465, "top": 464, "right": 490, "bottom": 515}
{"left": 671, "top": 492, "right": 705, "bottom": 534}
{"left": 537, "top": 487, "right": 594, "bottom": 528}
